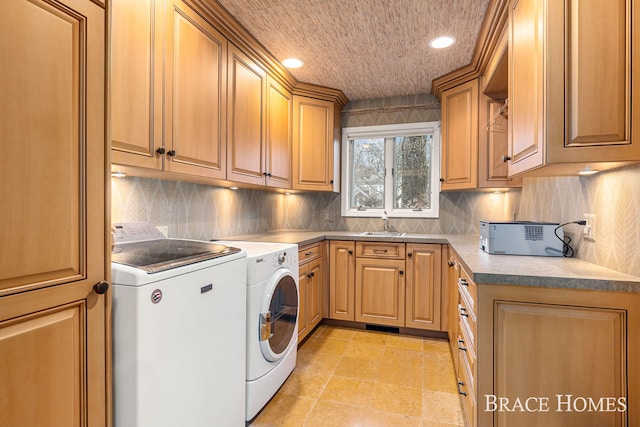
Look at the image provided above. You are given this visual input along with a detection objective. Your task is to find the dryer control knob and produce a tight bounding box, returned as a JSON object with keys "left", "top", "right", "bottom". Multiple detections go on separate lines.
{"left": 278, "top": 253, "right": 286, "bottom": 264}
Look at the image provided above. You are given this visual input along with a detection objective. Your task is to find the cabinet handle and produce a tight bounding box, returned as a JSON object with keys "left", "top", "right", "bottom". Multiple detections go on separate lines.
{"left": 457, "top": 381, "right": 467, "bottom": 396}
{"left": 167, "top": 150, "right": 176, "bottom": 157}
{"left": 399, "top": 270, "right": 404, "bottom": 275}
{"left": 156, "top": 147, "right": 166, "bottom": 155}
{"left": 448, "top": 260, "right": 455, "bottom": 267}
{"left": 305, "top": 252, "right": 314, "bottom": 256}
{"left": 458, "top": 305, "right": 469, "bottom": 317}
{"left": 502, "top": 155, "right": 511, "bottom": 162}
{"left": 407, "top": 253, "right": 413, "bottom": 258}
{"left": 348, "top": 250, "right": 353, "bottom": 255}
{"left": 439, "top": 177, "right": 445, "bottom": 182}
{"left": 93, "top": 280, "right": 109, "bottom": 295}
{"left": 330, "top": 179, "right": 334, "bottom": 184}
{"left": 457, "top": 338, "right": 467, "bottom": 351}
{"left": 458, "top": 278, "right": 468, "bottom": 287}
{"left": 310, "top": 272, "right": 315, "bottom": 277}
{"left": 373, "top": 249, "right": 388, "bottom": 254}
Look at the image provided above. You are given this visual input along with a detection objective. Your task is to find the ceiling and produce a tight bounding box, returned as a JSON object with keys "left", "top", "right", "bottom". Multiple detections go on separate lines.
{"left": 216, "top": 0, "right": 491, "bottom": 101}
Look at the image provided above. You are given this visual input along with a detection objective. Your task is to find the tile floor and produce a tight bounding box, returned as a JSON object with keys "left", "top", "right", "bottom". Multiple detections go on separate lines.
{"left": 249, "top": 325, "right": 465, "bottom": 427}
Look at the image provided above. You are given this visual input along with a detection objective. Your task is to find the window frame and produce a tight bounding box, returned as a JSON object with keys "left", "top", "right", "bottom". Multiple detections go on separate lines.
{"left": 341, "top": 121, "right": 441, "bottom": 218}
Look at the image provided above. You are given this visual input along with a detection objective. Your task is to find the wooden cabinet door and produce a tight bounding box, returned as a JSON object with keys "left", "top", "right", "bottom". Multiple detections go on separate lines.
{"left": 297, "top": 264, "right": 309, "bottom": 342}
{"left": 494, "top": 302, "right": 626, "bottom": 427}
{"left": 329, "top": 241, "right": 355, "bottom": 321}
{"left": 265, "top": 76, "right": 292, "bottom": 189}
{"left": 440, "top": 79, "right": 478, "bottom": 190}
{"left": 227, "top": 44, "right": 267, "bottom": 185}
{"left": 508, "top": 0, "right": 545, "bottom": 176}
{"left": 164, "top": 0, "right": 227, "bottom": 179}
{"left": 0, "top": 0, "right": 108, "bottom": 425}
{"left": 355, "top": 258, "right": 405, "bottom": 327}
{"left": 292, "top": 96, "right": 336, "bottom": 191}
{"left": 405, "top": 244, "right": 442, "bottom": 330}
{"left": 307, "top": 257, "right": 323, "bottom": 330}
{"left": 111, "top": 0, "right": 163, "bottom": 170}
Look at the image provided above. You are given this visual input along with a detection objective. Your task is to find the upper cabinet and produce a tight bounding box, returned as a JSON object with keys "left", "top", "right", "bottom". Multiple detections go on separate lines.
{"left": 112, "top": 0, "right": 228, "bottom": 179}
{"left": 111, "top": 0, "right": 345, "bottom": 191}
{"left": 164, "top": 0, "right": 227, "bottom": 179}
{"left": 507, "top": 0, "right": 640, "bottom": 176}
{"left": 440, "top": 80, "right": 479, "bottom": 190}
{"left": 111, "top": 0, "right": 163, "bottom": 170}
{"left": 292, "top": 95, "right": 341, "bottom": 192}
{"left": 226, "top": 44, "right": 267, "bottom": 185}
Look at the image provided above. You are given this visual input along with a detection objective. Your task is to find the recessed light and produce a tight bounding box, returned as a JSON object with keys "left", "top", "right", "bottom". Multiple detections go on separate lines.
{"left": 429, "top": 36, "right": 456, "bottom": 49}
{"left": 282, "top": 57, "right": 304, "bottom": 69}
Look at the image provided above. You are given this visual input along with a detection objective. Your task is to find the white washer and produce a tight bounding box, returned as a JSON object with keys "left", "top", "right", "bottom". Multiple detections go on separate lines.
{"left": 111, "top": 223, "right": 247, "bottom": 427}
{"left": 217, "top": 241, "right": 299, "bottom": 421}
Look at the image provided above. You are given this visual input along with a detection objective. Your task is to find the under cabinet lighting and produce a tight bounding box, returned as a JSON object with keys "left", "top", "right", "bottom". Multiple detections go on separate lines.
{"left": 111, "top": 171, "right": 127, "bottom": 178}
{"left": 229, "top": 186, "right": 239, "bottom": 190}
{"left": 428, "top": 36, "right": 456, "bottom": 49}
{"left": 578, "top": 167, "right": 599, "bottom": 176}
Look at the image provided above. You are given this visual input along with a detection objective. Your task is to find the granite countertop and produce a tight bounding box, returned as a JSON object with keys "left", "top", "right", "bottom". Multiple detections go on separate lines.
{"left": 220, "top": 230, "right": 640, "bottom": 293}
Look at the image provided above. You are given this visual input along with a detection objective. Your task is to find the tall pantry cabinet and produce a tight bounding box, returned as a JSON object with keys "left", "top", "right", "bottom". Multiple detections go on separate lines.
{"left": 0, "top": 0, "right": 109, "bottom": 426}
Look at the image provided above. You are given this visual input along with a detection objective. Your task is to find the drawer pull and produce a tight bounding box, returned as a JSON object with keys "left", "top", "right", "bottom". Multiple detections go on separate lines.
{"left": 458, "top": 278, "right": 468, "bottom": 287}
{"left": 458, "top": 304, "right": 469, "bottom": 317}
{"left": 457, "top": 339, "right": 467, "bottom": 351}
{"left": 305, "top": 251, "right": 314, "bottom": 256}
{"left": 457, "top": 380, "right": 467, "bottom": 396}
{"left": 373, "top": 249, "right": 389, "bottom": 254}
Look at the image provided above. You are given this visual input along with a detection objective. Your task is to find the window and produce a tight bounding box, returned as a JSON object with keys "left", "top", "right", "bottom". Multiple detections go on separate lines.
{"left": 341, "top": 122, "right": 440, "bottom": 218}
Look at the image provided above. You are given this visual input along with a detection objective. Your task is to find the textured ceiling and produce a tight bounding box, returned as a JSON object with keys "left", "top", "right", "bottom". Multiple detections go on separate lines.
{"left": 216, "top": 0, "right": 491, "bottom": 101}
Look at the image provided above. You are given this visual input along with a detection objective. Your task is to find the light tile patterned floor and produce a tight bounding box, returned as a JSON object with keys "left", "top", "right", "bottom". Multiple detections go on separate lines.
{"left": 249, "top": 325, "right": 465, "bottom": 427}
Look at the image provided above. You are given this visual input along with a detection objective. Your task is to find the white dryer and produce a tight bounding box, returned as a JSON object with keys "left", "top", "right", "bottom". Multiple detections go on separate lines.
{"left": 217, "top": 241, "right": 299, "bottom": 421}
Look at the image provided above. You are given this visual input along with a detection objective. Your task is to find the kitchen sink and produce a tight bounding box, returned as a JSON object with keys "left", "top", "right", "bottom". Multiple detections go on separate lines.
{"left": 360, "top": 231, "right": 406, "bottom": 237}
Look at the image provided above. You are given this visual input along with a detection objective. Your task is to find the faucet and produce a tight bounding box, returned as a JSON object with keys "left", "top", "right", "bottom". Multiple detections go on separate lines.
{"left": 382, "top": 211, "right": 389, "bottom": 232}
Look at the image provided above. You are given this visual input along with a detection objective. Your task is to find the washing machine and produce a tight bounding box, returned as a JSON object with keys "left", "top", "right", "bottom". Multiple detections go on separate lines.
{"left": 111, "top": 223, "right": 248, "bottom": 427}
{"left": 216, "top": 241, "right": 299, "bottom": 421}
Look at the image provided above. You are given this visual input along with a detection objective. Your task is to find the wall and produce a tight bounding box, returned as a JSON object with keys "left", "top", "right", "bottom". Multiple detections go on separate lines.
{"left": 517, "top": 164, "right": 640, "bottom": 277}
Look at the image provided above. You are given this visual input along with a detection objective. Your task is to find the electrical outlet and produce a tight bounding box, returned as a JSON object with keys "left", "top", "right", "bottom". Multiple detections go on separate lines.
{"left": 583, "top": 214, "right": 596, "bottom": 241}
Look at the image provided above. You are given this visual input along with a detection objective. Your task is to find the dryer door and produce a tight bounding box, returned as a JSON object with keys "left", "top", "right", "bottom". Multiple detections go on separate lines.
{"left": 259, "top": 269, "right": 298, "bottom": 362}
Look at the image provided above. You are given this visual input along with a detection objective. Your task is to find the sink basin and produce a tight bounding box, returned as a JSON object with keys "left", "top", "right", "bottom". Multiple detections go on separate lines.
{"left": 360, "top": 231, "right": 406, "bottom": 237}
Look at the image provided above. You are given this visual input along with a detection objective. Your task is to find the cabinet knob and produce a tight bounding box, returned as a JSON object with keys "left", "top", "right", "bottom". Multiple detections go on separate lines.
{"left": 457, "top": 338, "right": 467, "bottom": 351}
{"left": 502, "top": 155, "right": 511, "bottom": 162}
{"left": 399, "top": 270, "right": 404, "bottom": 275}
{"left": 439, "top": 177, "right": 445, "bottom": 182}
{"left": 348, "top": 250, "right": 353, "bottom": 255}
{"left": 448, "top": 260, "right": 455, "bottom": 267}
{"left": 156, "top": 147, "right": 166, "bottom": 155}
{"left": 407, "top": 253, "right": 413, "bottom": 258}
{"left": 330, "top": 179, "right": 334, "bottom": 184}
{"left": 458, "top": 278, "right": 468, "bottom": 287}
{"left": 93, "top": 280, "right": 109, "bottom": 295}
{"left": 167, "top": 150, "right": 176, "bottom": 157}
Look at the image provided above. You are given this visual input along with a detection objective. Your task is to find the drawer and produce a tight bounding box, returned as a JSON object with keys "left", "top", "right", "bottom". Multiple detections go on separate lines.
{"left": 458, "top": 265, "right": 477, "bottom": 311}
{"left": 457, "top": 321, "right": 476, "bottom": 384}
{"left": 458, "top": 292, "right": 476, "bottom": 346}
{"left": 457, "top": 347, "right": 476, "bottom": 427}
{"left": 299, "top": 243, "right": 321, "bottom": 263}
{"left": 356, "top": 242, "right": 405, "bottom": 259}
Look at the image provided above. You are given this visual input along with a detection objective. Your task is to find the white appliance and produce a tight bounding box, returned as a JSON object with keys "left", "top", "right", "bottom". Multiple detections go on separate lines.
{"left": 216, "top": 240, "right": 299, "bottom": 421}
{"left": 480, "top": 220, "right": 564, "bottom": 256}
{"left": 111, "top": 223, "right": 247, "bottom": 427}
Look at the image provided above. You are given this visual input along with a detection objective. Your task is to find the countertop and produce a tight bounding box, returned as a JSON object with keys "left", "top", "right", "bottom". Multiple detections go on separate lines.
{"left": 220, "top": 230, "right": 640, "bottom": 293}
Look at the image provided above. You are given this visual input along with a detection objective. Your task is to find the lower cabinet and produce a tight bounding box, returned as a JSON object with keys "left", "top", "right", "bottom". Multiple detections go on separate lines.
{"left": 297, "top": 242, "right": 324, "bottom": 342}
{"left": 447, "top": 248, "right": 639, "bottom": 427}
{"left": 329, "top": 241, "right": 355, "bottom": 321}
{"left": 329, "top": 241, "right": 444, "bottom": 330}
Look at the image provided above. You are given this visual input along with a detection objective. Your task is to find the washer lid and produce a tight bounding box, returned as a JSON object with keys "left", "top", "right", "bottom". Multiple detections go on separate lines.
{"left": 112, "top": 239, "right": 241, "bottom": 273}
